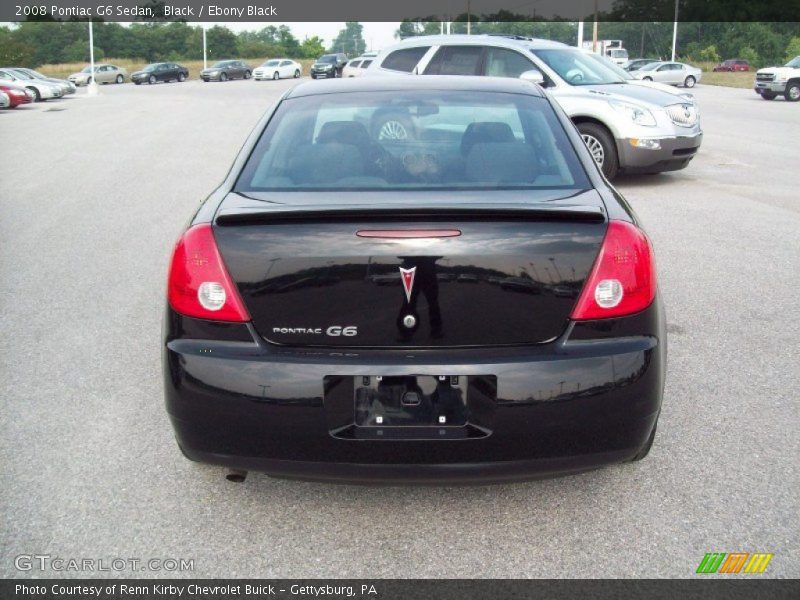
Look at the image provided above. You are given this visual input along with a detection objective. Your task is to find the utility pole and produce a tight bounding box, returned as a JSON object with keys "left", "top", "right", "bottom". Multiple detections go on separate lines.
{"left": 640, "top": 22, "right": 645, "bottom": 57}
{"left": 467, "top": 0, "right": 471, "bottom": 35}
{"left": 671, "top": 0, "right": 679, "bottom": 61}
{"left": 87, "top": 20, "right": 98, "bottom": 96}
{"left": 202, "top": 25, "right": 207, "bottom": 70}
{"left": 592, "top": 0, "right": 598, "bottom": 53}
{"left": 577, "top": 21, "right": 584, "bottom": 48}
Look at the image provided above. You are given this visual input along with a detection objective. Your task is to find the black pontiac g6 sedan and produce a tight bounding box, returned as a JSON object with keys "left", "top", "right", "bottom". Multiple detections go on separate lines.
{"left": 164, "top": 76, "right": 665, "bottom": 484}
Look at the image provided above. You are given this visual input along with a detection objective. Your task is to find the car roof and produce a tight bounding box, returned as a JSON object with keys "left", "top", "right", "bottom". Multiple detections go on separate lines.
{"left": 386, "top": 34, "right": 569, "bottom": 51}
{"left": 284, "top": 75, "right": 546, "bottom": 98}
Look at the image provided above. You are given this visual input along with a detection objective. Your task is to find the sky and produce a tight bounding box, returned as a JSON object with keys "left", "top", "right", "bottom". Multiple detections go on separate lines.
{"left": 212, "top": 22, "right": 405, "bottom": 53}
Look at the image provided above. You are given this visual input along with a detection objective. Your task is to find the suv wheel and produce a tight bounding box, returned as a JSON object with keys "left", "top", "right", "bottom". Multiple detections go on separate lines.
{"left": 684, "top": 75, "right": 696, "bottom": 88}
{"left": 577, "top": 122, "right": 619, "bottom": 180}
{"left": 761, "top": 91, "right": 777, "bottom": 100}
{"left": 786, "top": 82, "right": 800, "bottom": 102}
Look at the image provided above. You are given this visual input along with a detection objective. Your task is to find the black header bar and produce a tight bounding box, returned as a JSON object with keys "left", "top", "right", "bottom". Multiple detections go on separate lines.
{"left": 2, "top": 579, "right": 800, "bottom": 600}
{"left": 4, "top": 0, "right": 800, "bottom": 23}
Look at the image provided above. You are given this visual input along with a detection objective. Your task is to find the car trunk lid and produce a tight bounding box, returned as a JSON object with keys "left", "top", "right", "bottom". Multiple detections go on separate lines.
{"left": 213, "top": 190, "right": 607, "bottom": 348}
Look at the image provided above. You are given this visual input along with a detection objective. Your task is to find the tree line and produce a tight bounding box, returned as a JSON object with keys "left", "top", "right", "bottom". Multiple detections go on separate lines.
{"left": 1, "top": 19, "right": 797, "bottom": 69}
{"left": 397, "top": 18, "right": 800, "bottom": 67}
{"left": 0, "top": 21, "right": 369, "bottom": 67}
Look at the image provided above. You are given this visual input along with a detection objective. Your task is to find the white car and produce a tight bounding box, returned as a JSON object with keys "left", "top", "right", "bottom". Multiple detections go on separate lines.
{"left": 253, "top": 59, "right": 302, "bottom": 80}
{"left": 10, "top": 67, "right": 76, "bottom": 95}
{"left": 68, "top": 64, "right": 128, "bottom": 86}
{"left": 342, "top": 56, "right": 376, "bottom": 77}
{"left": 585, "top": 51, "right": 696, "bottom": 102}
{"left": 632, "top": 61, "right": 702, "bottom": 88}
{"left": 0, "top": 67, "right": 63, "bottom": 101}
{"left": 365, "top": 35, "right": 703, "bottom": 180}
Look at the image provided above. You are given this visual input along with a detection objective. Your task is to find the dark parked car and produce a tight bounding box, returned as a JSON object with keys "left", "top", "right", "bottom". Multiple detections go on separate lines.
{"left": 164, "top": 76, "right": 664, "bottom": 484}
{"left": 625, "top": 58, "right": 660, "bottom": 71}
{"left": 200, "top": 60, "right": 252, "bottom": 82}
{"left": 310, "top": 53, "right": 348, "bottom": 78}
{"left": 131, "top": 62, "right": 188, "bottom": 85}
{"left": 713, "top": 59, "right": 750, "bottom": 72}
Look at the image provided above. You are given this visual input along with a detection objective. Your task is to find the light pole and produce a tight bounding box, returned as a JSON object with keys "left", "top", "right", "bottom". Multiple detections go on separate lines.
{"left": 203, "top": 24, "right": 207, "bottom": 70}
{"left": 87, "top": 20, "right": 98, "bottom": 96}
{"left": 671, "top": 0, "right": 679, "bottom": 61}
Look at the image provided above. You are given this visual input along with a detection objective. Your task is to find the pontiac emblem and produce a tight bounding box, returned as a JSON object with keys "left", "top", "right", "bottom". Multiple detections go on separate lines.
{"left": 399, "top": 267, "right": 416, "bottom": 303}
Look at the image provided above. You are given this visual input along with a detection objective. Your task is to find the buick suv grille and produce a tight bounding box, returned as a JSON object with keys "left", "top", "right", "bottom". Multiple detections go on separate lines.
{"left": 666, "top": 103, "right": 698, "bottom": 127}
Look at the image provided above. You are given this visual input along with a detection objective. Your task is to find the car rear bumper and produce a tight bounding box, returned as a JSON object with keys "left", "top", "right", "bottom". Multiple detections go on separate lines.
{"left": 164, "top": 297, "right": 666, "bottom": 483}
{"left": 617, "top": 132, "right": 702, "bottom": 173}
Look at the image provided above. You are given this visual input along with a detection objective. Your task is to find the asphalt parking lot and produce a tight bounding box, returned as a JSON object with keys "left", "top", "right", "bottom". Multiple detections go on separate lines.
{"left": 1, "top": 79, "right": 798, "bottom": 579}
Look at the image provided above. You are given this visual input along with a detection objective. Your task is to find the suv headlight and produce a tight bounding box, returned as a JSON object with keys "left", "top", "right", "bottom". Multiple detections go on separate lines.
{"left": 609, "top": 100, "right": 657, "bottom": 127}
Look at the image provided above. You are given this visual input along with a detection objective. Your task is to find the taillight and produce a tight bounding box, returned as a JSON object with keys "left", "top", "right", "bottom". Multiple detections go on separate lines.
{"left": 167, "top": 223, "right": 250, "bottom": 322}
{"left": 570, "top": 220, "right": 656, "bottom": 320}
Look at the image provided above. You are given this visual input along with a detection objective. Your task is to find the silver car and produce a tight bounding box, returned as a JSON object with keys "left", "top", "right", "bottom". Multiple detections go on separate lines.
{"left": 0, "top": 67, "right": 63, "bottom": 101}
{"left": 366, "top": 35, "right": 703, "bottom": 179}
{"left": 68, "top": 64, "right": 128, "bottom": 86}
{"left": 10, "top": 67, "right": 75, "bottom": 95}
{"left": 632, "top": 61, "right": 702, "bottom": 88}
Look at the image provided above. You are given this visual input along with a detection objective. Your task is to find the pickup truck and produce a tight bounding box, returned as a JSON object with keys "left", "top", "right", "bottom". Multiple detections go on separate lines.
{"left": 754, "top": 56, "right": 800, "bottom": 101}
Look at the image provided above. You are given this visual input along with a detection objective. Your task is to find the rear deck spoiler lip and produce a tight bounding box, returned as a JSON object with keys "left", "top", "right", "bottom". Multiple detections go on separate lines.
{"left": 215, "top": 194, "right": 607, "bottom": 226}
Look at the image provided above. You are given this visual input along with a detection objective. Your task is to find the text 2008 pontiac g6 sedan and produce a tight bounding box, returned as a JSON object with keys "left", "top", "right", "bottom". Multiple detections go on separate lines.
{"left": 164, "top": 76, "right": 665, "bottom": 484}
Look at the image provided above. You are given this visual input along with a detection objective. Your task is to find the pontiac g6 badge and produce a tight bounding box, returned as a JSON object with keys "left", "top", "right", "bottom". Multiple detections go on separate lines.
{"left": 399, "top": 266, "right": 416, "bottom": 303}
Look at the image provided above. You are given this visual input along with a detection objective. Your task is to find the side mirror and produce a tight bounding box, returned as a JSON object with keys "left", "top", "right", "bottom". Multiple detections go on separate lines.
{"left": 519, "top": 69, "right": 545, "bottom": 85}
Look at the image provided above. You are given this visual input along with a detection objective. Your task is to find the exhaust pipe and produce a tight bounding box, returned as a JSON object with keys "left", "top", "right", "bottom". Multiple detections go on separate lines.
{"left": 226, "top": 469, "right": 247, "bottom": 483}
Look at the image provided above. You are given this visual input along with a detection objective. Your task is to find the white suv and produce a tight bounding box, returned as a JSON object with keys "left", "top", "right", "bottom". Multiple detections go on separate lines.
{"left": 366, "top": 35, "right": 703, "bottom": 179}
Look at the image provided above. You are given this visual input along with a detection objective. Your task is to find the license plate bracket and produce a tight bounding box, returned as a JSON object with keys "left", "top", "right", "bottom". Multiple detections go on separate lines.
{"left": 323, "top": 374, "right": 497, "bottom": 440}
{"left": 355, "top": 375, "right": 468, "bottom": 427}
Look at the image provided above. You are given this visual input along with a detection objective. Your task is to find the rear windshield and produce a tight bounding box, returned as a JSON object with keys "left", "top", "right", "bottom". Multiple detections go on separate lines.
{"left": 235, "top": 90, "right": 590, "bottom": 192}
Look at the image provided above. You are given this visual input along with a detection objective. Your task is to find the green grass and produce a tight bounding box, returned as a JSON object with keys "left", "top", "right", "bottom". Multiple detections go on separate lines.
{"left": 686, "top": 60, "right": 756, "bottom": 89}
{"left": 700, "top": 70, "right": 756, "bottom": 89}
